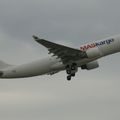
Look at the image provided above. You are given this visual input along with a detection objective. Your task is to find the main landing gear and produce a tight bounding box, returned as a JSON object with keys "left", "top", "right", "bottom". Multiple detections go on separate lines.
{"left": 66, "top": 63, "right": 78, "bottom": 81}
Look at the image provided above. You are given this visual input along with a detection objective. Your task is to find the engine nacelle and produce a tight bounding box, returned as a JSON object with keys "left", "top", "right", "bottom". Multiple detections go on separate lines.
{"left": 81, "top": 61, "right": 99, "bottom": 70}
{"left": 86, "top": 47, "right": 102, "bottom": 59}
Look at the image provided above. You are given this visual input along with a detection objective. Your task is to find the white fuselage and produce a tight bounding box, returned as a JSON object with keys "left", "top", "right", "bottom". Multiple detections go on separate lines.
{"left": 1, "top": 35, "right": 120, "bottom": 78}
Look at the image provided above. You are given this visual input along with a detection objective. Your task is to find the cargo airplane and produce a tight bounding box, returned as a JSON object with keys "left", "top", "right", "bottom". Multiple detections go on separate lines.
{"left": 0, "top": 35, "right": 119, "bottom": 81}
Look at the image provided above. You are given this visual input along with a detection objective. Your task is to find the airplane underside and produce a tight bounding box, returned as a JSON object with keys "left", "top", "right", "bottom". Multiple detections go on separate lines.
{"left": 0, "top": 34, "right": 120, "bottom": 81}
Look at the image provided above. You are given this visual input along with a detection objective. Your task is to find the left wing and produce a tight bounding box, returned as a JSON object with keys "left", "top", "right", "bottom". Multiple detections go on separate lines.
{"left": 33, "top": 35, "right": 88, "bottom": 64}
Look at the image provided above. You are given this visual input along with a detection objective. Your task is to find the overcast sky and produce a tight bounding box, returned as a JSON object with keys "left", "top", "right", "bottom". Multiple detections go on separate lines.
{"left": 0, "top": 0, "right": 120, "bottom": 120}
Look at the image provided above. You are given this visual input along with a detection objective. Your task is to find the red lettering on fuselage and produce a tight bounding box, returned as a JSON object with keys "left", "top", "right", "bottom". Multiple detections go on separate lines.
{"left": 80, "top": 43, "right": 96, "bottom": 51}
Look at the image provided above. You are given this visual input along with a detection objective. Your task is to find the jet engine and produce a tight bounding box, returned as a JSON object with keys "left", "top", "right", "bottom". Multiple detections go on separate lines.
{"left": 81, "top": 61, "right": 99, "bottom": 70}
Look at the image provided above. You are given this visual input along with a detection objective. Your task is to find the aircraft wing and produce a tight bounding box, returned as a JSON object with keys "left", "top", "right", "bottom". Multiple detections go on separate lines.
{"left": 33, "top": 35, "right": 88, "bottom": 64}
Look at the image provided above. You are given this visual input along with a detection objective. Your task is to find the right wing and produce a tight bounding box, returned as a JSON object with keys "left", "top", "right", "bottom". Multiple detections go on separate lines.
{"left": 33, "top": 35, "right": 88, "bottom": 64}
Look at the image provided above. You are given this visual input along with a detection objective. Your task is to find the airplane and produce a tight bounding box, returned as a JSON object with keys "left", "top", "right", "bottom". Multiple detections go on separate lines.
{"left": 0, "top": 35, "right": 120, "bottom": 81}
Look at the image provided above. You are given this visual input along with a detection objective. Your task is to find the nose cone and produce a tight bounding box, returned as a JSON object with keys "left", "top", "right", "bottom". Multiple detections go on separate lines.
{"left": 0, "top": 71, "right": 3, "bottom": 77}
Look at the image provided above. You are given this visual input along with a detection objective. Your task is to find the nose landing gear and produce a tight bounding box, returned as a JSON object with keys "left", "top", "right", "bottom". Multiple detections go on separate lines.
{"left": 66, "top": 63, "right": 78, "bottom": 81}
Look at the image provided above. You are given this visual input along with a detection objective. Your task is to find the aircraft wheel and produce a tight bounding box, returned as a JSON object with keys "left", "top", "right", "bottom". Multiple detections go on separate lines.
{"left": 66, "top": 70, "right": 71, "bottom": 74}
{"left": 71, "top": 66, "right": 75, "bottom": 70}
{"left": 67, "top": 76, "right": 71, "bottom": 81}
{"left": 71, "top": 73, "right": 75, "bottom": 77}
{"left": 71, "top": 63, "right": 77, "bottom": 70}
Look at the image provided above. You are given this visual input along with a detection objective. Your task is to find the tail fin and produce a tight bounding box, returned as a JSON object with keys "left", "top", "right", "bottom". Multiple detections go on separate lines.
{"left": 0, "top": 60, "right": 12, "bottom": 69}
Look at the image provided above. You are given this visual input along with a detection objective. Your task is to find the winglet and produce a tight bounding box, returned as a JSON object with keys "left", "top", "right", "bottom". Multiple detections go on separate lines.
{"left": 32, "top": 35, "right": 39, "bottom": 41}
{"left": 33, "top": 35, "right": 48, "bottom": 43}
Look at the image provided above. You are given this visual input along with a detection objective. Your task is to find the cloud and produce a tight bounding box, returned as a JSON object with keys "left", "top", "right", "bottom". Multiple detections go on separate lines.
{"left": 0, "top": 0, "right": 120, "bottom": 120}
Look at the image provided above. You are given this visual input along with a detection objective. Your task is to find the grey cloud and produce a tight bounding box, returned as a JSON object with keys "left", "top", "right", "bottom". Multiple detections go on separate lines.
{"left": 0, "top": 75, "right": 120, "bottom": 120}
{"left": 0, "top": 0, "right": 120, "bottom": 120}
{"left": 0, "top": 0, "right": 119, "bottom": 41}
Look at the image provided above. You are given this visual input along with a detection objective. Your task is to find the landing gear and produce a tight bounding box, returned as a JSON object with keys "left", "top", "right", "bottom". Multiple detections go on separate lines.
{"left": 71, "top": 73, "right": 75, "bottom": 77}
{"left": 66, "top": 69, "right": 71, "bottom": 74}
{"left": 67, "top": 75, "right": 71, "bottom": 81}
{"left": 66, "top": 63, "right": 78, "bottom": 81}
